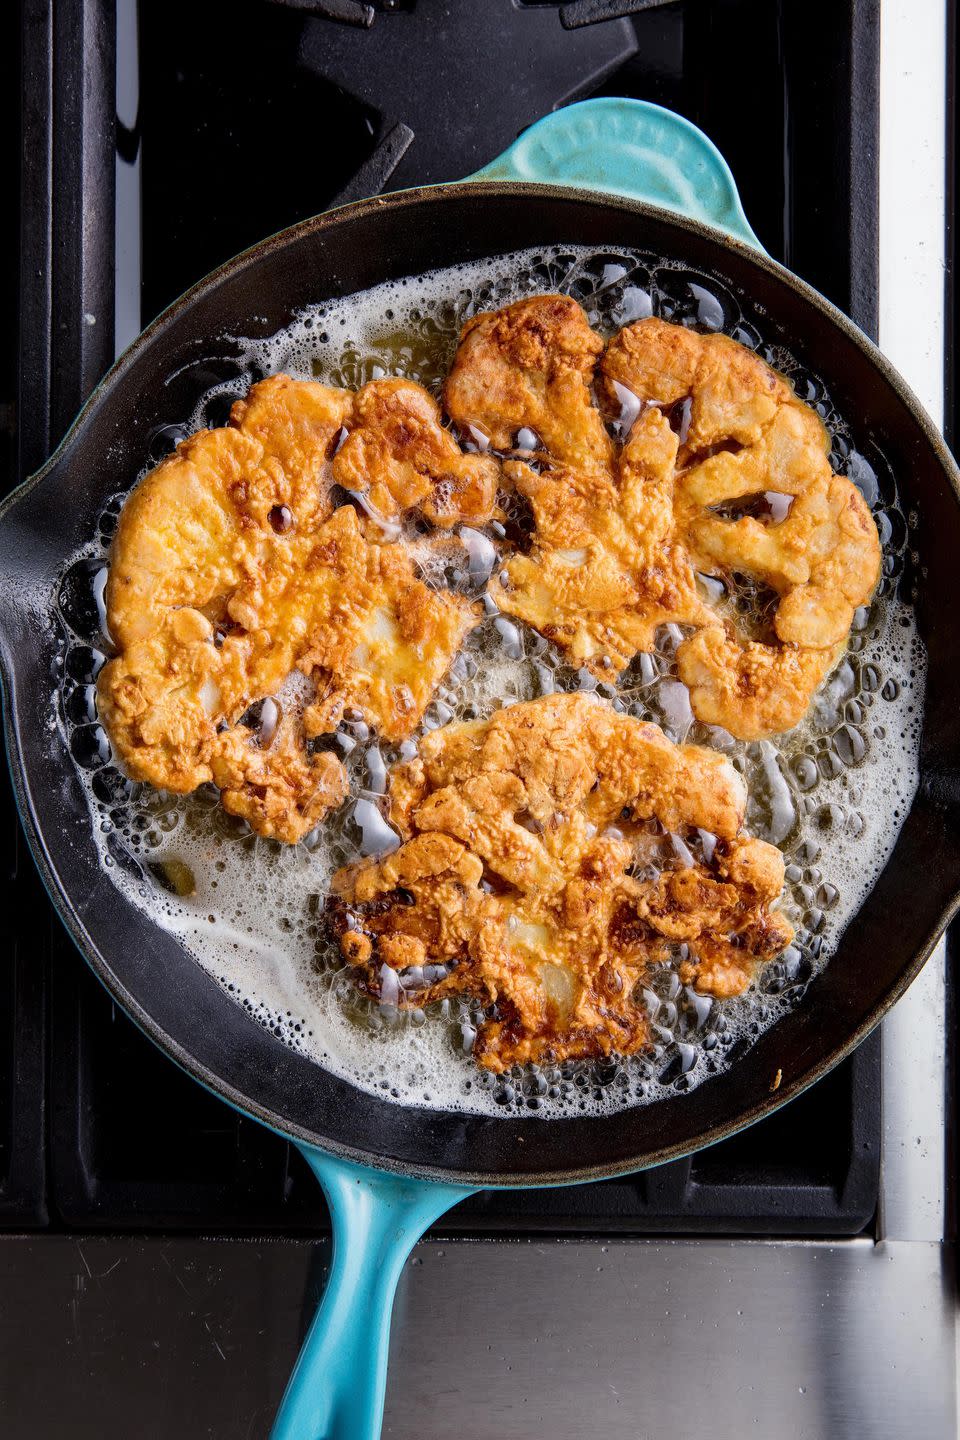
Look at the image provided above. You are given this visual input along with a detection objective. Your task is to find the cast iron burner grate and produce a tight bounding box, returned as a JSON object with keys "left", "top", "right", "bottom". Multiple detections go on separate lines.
{"left": 6, "top": 0, "right": 884, "bottom": 1235}
{"left": 294, "top": 1, "right": 638, "bottom": 185}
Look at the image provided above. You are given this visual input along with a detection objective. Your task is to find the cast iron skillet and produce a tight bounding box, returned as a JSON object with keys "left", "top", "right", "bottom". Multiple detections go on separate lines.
{"left": 2, "top": 100, "right": 959, "bottom": 1439}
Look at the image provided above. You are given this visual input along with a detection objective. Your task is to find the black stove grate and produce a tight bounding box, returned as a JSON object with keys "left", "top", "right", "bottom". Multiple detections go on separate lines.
{"left": 6, "top": 0, "right": 885, "bottom": 1236}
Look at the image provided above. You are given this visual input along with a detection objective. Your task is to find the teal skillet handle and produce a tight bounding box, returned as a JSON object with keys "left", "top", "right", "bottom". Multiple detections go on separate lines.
{"left": 471, "top": 96, "right": 763, "bottom": 252}
{"left": 271, "top": 97, "right": 759, "bottom": 1440}
{"left": 270, "top": 1147, "right": 476, "bottom": 1440}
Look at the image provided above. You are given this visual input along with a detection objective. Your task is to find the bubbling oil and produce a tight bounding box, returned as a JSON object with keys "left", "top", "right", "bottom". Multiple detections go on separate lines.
{"left": 53, "top": 245, "right": 925, "bottom": 1117}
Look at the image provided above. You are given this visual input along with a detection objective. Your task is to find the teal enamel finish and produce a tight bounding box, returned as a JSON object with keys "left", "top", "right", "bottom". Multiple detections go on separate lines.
{"left": 270, "top": 1149, "right": 476, "bottom": 1440}
{"left": 470, "top": 96, "right": 763, "bottom": 251}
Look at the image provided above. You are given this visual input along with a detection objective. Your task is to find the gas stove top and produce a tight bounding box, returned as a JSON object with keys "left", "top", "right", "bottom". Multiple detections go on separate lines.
{"left": 1, "top": 2, "right": 954, "bottom": 1436}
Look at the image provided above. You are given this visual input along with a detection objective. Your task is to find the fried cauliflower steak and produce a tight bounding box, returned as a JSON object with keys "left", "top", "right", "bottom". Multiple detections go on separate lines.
{"left": 299, "top": 523, "right": 479, "bottom": 742}
{"left": 444, "top": 300, "right": 880, "bottom": 739}
{"left": 98, "top": 376, "right": 479, "bottom": 841}
{"left": 211, "top": 715, "right": 347, "bottom": 845}
{"left": 329, "top": 694, "right": 793, "bottom": 1071}
{"left": 97, "top": 295, "right": 884, "bottom": 869}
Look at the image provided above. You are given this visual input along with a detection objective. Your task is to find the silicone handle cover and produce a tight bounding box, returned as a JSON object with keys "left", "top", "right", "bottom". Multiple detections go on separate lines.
{"left": 270, "top": 1150, "right": 476, "bottom": 1440}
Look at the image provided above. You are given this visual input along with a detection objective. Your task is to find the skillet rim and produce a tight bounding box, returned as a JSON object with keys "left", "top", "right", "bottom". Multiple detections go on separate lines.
{"left": 1, "top": 180, "right": 959, "bottom": 1186}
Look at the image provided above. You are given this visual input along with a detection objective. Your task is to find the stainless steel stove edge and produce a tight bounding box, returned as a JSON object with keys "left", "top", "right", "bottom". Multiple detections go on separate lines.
{"left": 0, "top": 1231, "right": 954, "bottom": 1440}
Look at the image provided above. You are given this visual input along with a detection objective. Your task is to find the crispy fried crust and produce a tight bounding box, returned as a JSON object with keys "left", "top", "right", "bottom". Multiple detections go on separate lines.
{"left": 96, "top": 309, "right": 834, "bottom": 1069}
{"left": 330, "top": 694, "right": 793, "bottom": 1071}
{"left": 211, "top": 719, "right": 348, "bottom": 845}
{"left": 443, "top": 294, "right": 613, "bottom": 472}
{"left": 497, "top": 406, "right": 710, "bottom": 669}
{"left": 299, "top": 527, "right": 479, "bottom": 743}
{"left": 229, "top": 373, "right": 355, "bottom": 530}
{"left": 603, "top": 319, "right": 881, "bottom": 736}
{"left": 446, "top": 303, "right": 881, "bottom": 739}
{"left": 99, "top": 377, "right": 479, "bottom": 840}
{"left": 99, "top": 298, "right": 883, "bottom": 866}
{"left": 333, "top": 378, "right": 499, "bottom": 528}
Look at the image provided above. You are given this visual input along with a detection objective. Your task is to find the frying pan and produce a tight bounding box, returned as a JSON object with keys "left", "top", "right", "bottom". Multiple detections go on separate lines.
{"left": 2, "top": 97, "right": 959, "bottom": 1440}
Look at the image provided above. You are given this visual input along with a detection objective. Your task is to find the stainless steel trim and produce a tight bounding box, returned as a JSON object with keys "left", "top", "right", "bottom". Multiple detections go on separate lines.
{"left": 879, "top": 0, "right": 948, "bottom": 429}
{"left": 879, "top": 942, "right": 948, "bottom": 1242}
{"left": 876, "top": 0, "right": 950, "bottom": 1248}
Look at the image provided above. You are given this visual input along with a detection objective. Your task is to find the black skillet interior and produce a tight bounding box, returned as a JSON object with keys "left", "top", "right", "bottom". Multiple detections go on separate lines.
{"left": 1, "top": 185, "right": 959, "bottom": 1186}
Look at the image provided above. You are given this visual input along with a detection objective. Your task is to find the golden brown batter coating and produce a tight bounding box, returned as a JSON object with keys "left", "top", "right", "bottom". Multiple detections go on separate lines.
{"left": 99, "top": 412, "right": 348, "bottom": 804}
{"left": 106, "top": 426, "right": 269, "bottom": 651}
{"left": 330, "top": 694, "right": 792, "bottom": 1071}
{"left": 98, "top": 604, "right": 225, "bottom": 794}
{"left": 211, "top": 718, "right": 348, "bottom": 845}
{"left": 299, "top": 519, "right": 479, "bottom": 742}
{"left": 332, "top": 377, "right": 499, "bottom": 528}
{"left": 496, "top": 405, "right": 710, "bottom": 670}
{"left": 600, "top": 315, "right": 785, "bottom": 450}
{"left": 99, "top": 380, "right": 478, "bottom": 841}
{"left": 675, "top": 628, "right": 838, "bottom": 739}
{"left": 443, "top": 304, "right": 880, "bottom": 740}
{"left": 601, "top": 318, "right": 882, "bottom": 737}
{"left": 99, "top": 296, "right": 883, "bottom": 882}
{"left": 229, "top": 373, "right": 356, "bottom": 529}
{"left": 443, "top": 294, "right": 613, "bottom": 472}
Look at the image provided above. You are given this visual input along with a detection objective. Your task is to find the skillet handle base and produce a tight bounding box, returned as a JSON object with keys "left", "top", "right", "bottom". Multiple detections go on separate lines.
{"left": 270, "top": 1146, "right": 477, "bottom": 1440}
{"left": 470, "top": 96, "right": 763, "bottom": 251}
